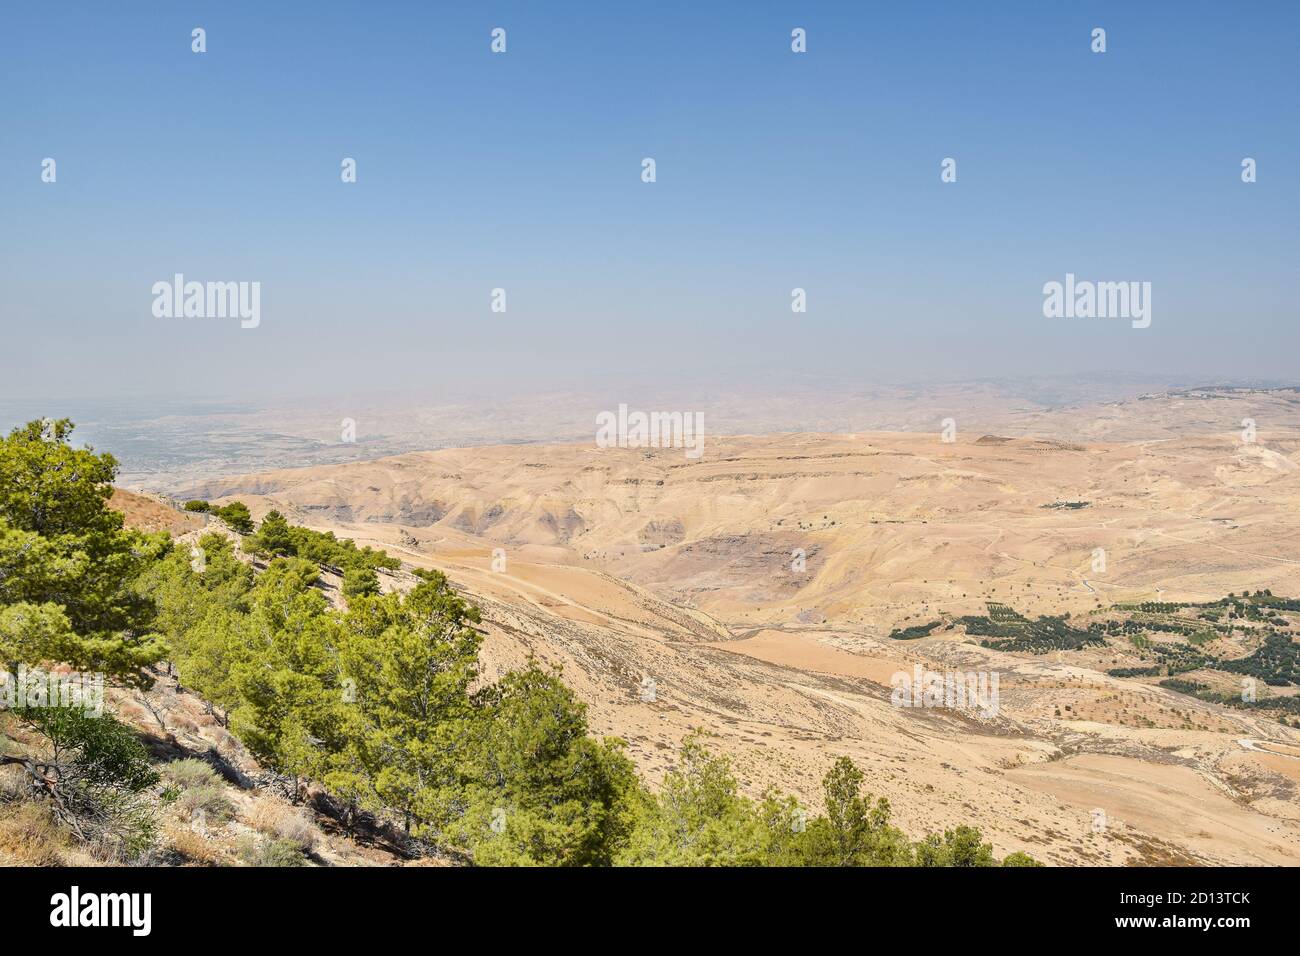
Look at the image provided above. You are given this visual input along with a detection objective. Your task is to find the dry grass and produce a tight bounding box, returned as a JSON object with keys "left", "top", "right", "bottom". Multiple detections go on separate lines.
{"left": 247, "top": 798, "right": 318, "bottom": 852}
{"left": 0, "top": 802, "right": 70, "bottom": 866}
{"left": 162, "top": 821, "right": 227, "bottom": 866}
{"left": 110, "top": 488, "right": 205, "bottom": 535}
{"left": 161, "top": 758, "right": 236, "bottom": 826}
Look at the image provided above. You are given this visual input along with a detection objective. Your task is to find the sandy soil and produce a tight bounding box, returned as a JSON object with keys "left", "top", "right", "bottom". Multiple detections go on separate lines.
{"left": 172, "top": 392, "right": 1300, "bottom": 865}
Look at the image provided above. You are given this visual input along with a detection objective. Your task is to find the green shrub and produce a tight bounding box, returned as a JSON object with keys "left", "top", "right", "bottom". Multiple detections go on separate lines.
{"left": 175, "top": 783, "right": 235, "bottom": 825}
{"left": 161, "top": 758, "right": 222, "bottom": 791}
{"left": 213, "top": 501, "right": 253, "bottom": 534}
{"left": 11, "top": 707, "right": 160, "bottom": 862}
{"left": 238, "top": 835, "right": 307, "bottom": 867}
{"left": 342, "top": 566, "right": 380, "bottom": 600}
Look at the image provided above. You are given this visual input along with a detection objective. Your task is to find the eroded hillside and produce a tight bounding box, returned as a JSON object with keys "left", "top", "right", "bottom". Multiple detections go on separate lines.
{"left": 174, "top": 407, "right": 1300, "bottom": 866}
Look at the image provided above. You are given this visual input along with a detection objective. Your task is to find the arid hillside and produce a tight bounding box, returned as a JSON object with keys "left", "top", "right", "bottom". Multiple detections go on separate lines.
{"left": 175, "top": 394, "right": 1300, "bottom": 866}
{"left": 108, "top": 489, "right": 206, "bottom": 536}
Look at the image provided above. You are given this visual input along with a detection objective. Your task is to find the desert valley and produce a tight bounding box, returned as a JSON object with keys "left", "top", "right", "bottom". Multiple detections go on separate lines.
{"left": 126, "top": 385, "right": 1300, "bottom": 866}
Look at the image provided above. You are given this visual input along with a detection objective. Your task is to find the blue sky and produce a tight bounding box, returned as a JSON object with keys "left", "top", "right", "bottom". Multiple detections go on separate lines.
{"left": 1, "top": 1, "right": 1296, "bottom": 400}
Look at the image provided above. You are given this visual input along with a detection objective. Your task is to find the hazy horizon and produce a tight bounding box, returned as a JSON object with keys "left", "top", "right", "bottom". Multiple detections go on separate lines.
{"left": 3, "top": 1, "right": 1297, "bottom": 400}
{"left": 6, "top": 370, "right": 1297, "bottom": 493}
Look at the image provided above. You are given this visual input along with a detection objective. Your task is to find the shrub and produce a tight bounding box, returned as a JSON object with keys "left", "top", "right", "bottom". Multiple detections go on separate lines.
{"left": 238, "top": 835, "right": 307, "bottom": 867}
{"left": 174, "top": 783, "right": 235, "bottom": 826}
{"left": 161, "top": 758, "right": 223, "bottom": 791}
{"left": 914, "top": 825, "right": 998, "bottom": 867}
{"left": 247, "top": 799, "right": 318, "bottom": 852}
{"left": 7, "top": 707, "right": 160, "bottom": 862}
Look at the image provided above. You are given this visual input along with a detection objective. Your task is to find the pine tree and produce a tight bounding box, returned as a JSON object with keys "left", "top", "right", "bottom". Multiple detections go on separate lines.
{"left": 457, "top": 664, "right": 639, "bottom": 865}
{"left": 332, "top": 574, "right": 482, "bottom": 835}
{"left": 0, "top": 419, "right": 165, "bottom": 684}
{"left": 252, "top": 509, "right": 295, "bottom": 556}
